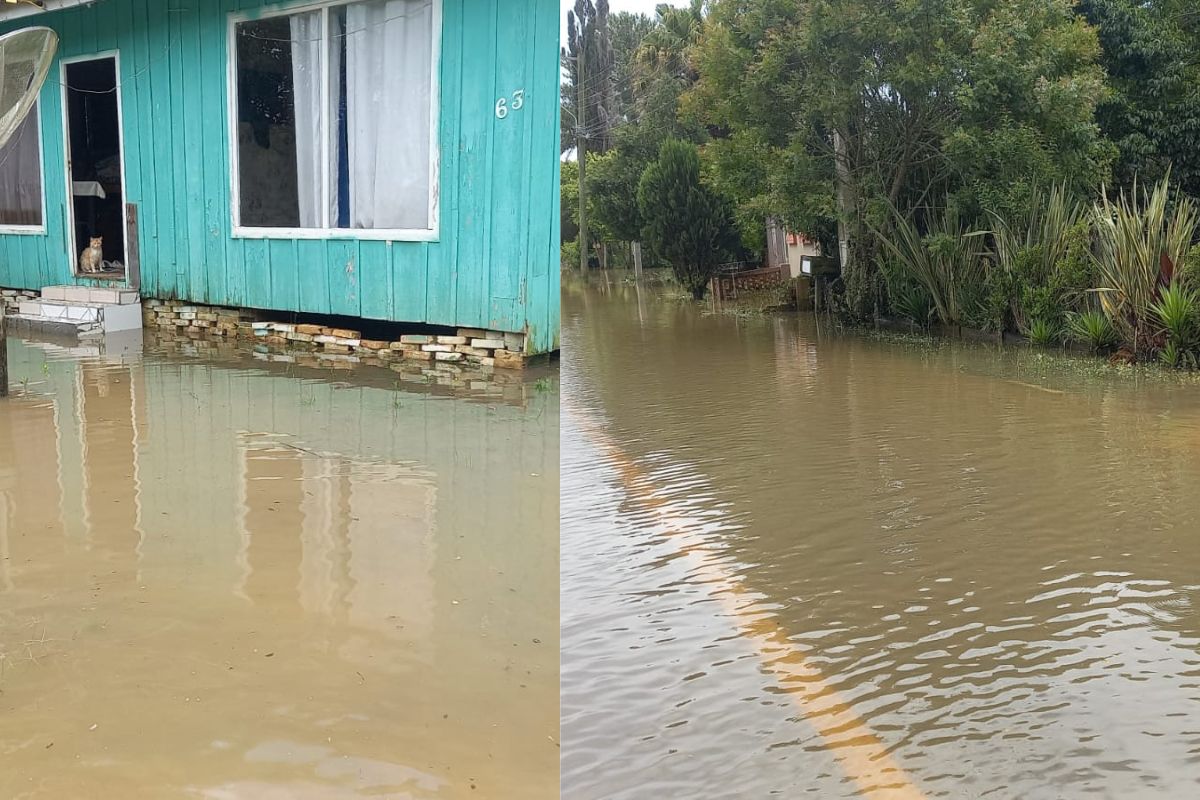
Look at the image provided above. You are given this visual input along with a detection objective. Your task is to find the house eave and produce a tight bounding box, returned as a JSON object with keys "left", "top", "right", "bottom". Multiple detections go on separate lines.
{"left": 0, "top": 0, "right": 97, "bottom": 21}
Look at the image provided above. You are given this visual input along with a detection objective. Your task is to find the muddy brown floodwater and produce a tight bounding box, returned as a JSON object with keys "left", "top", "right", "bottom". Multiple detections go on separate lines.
{"left": 0, "top": 335, "right": 558, "bottom": 799}
{"left": 562, "top": 279, "right": 1200, "bottom": 799}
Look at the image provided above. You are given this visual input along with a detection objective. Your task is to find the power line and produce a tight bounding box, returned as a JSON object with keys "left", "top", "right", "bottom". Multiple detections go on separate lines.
{"left": 236, "top": 0, "right": 434, "bottom": 44}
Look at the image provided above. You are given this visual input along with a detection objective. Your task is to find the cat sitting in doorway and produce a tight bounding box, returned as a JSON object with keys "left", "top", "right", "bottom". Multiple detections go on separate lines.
{"left": 79, "top": 236, "right": 103, "bottom": 273}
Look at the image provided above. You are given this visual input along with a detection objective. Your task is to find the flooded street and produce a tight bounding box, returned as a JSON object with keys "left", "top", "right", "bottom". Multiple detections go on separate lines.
{"left": 0, "top": 336, "right": 558, "bottom": 799}
{"left": 562, "top": 281, "right": 1200, "bottom": 799}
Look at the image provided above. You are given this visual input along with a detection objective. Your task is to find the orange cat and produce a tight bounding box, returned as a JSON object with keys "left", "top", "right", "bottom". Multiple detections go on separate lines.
{"left": 79, "top": 236, "right": 103, "bottom": 273}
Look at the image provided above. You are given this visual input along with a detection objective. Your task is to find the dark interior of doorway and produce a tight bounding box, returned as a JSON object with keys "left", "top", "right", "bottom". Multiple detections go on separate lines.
{"left": 65, "top": 57, "right": 125, "bottom": 278}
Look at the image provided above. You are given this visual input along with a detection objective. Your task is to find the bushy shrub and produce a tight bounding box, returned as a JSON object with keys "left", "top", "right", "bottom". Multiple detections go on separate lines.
{"left": 1178, "top": 243, "right": 1200, "bottom": 290}
{"left": 638, "top": 139, "right": 736, "bottom": 300}
{"left": 561, "top": 240, "right": 580, "bottom": 271}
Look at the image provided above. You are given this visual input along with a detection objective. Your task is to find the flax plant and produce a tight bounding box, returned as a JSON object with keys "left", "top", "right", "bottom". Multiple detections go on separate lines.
{"left": 988, "top": 185, "right": 1086, "bottom": 331}
{"left": 874, "top": 206, "right": 987, "bottom": 328}
{"left": 1092, "top": 176, "right": 1199, "bottom": 357}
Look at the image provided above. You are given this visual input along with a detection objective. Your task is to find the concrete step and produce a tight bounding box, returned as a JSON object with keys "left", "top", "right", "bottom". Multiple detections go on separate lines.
{"left": 40, "top": 285, "right": 139, "bottom": 305}
{"left": 15, "top": 298, "right": 143, "bottom": 333}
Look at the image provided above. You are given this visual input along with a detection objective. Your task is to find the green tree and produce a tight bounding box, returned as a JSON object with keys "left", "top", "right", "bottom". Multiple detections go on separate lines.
{"left": 561, "top": 159, "right": 579, "bottom": 244}
{"left": 689, "top": 0, "right": 1113, "bottom": 318}
{"left": 608, "top": 12, "right": 657, "bottom": 125}
{"left": 634, "top": 0, "right": 704, "bottom": 92}
{"left": 1077, "top": 0, "right": 1200, "bottom": 198}
{"left": 581, "top": 3, "right": 708, "bottom": 268}
{"left": 562, "top": 0, "right": 614, "bottom": 155}
{"left": 637, "top": 139, "right": 733, "bottom": 299}
{"left": 588, "top": 147, "right": 644, "bottom": 243}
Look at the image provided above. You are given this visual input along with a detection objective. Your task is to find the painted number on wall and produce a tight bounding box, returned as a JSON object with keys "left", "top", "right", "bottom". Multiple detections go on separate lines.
{"left": 495, "top": 90, "right": 525, "bottom": 119}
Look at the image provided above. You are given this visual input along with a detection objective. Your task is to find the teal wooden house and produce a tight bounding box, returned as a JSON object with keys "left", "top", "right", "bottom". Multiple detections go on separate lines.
{"left": 0, "top": 0, "right": 560, "bottom": 353}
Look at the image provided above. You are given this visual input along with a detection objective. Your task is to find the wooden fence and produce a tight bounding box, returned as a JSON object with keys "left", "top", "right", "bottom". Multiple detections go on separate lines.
{"left": 710, "top": 264, "right": 790, "bottom": 303}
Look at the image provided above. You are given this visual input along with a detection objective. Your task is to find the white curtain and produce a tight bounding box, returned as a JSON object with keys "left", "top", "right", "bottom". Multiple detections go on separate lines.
{"left": 345, "top": 0, "right": 432, "bottom": 230}
{"left": 291, "top": 11, "right": 338, "bottom": 228}
{"left": 0, "top": 110, "right": 41, "bottom": 226}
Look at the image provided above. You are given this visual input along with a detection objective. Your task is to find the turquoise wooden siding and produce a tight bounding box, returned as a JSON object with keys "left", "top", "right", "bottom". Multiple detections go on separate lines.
{"left": 0, "top": 0, "right": 560, "bottom": 353}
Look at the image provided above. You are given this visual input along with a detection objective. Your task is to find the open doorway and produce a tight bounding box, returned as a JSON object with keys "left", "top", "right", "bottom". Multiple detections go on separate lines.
{"left": 62, "top": 55, "right": 126, "bottom": 279}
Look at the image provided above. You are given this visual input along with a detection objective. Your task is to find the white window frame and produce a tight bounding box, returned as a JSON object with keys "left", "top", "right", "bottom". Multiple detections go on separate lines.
{"left": 226, "top": 0, "right": 441, "bottom": 242}
{"left": 0, "top": 98, "right": 48, "bottom": 235}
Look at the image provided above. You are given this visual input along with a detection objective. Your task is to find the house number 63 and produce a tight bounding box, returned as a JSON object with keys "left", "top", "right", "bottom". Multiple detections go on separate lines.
{"left": 495, "top": 90, "right": 525, "bottom": 119}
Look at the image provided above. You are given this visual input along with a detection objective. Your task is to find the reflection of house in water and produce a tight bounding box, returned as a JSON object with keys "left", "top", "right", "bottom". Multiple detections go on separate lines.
{"left": 772, "top": 318, "right": 820, "bottom": 395}
{"left": 236, "top": 439, "right": 437, "bottom": 662}
{"left": 78, "top": 361, "right": 142, "bottom": 575}
{"left": 0, "top": 338, "right": 558, "bottom": 797}
{"left": 0, "top": 376, "right": 66, "bottom": 591}
{"left": 0, "top": 345, "right": 476, "bottom": 658}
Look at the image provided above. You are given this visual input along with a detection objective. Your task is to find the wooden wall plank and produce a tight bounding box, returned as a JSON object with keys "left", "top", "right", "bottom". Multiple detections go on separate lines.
{"left": 297, "top": 240, "right": 328, "bottom": 315}
{"left": 392, "top": 242, "right": 428, "bottom": 323}
{"left": 180, "top": 0, "right": 206, "bottom": 302}
{"left": 450, "top": 0, "right": 495, "bottom": 329}
{"left": 268, "top": 237, "right": 296, "bottom": 312}
{"left": 488, "top": 0, "right": 527, "bottom": 306}
{"left": 199, "top": 0, "right": 229, "bottom": 306}
{"left": 148, "top": 0, "right": 177, "bottom": 298}
{"left": 242, "top": 238, "right": 270, "bottom": 309}
{"left": 424, "top": 0, "right": 463, "bottom": 326}
{"left": 326, "top": 239, "right": 360, "bottom": 318}
{"left": 358, "top": 239, "right": 391, "bottom": 321}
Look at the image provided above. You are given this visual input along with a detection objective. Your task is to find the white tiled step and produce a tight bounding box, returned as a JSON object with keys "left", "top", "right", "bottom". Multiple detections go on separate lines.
{"left": 40, "top": 285, "right": 139, "bottom": 305}
{"left": 19, "top": 299, "right": 100, "bottom": 323}
{"left": 16, "top": 298, "right": 143, "bottom": 333}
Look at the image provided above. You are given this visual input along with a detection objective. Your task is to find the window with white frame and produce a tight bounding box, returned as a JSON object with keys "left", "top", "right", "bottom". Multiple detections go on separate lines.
{"left": 232, "top": 0, "right": 436, "bottom": 235}
{"left": 0, "top": 104, "right": 43, "bottom": 229}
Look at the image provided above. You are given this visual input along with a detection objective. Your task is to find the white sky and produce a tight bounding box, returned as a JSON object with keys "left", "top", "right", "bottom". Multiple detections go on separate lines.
{"left": 560, "top": 1, "right": 688, "bottom": 45}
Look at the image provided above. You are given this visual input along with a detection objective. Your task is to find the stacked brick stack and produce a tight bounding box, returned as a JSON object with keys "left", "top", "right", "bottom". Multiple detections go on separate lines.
{"left": 141, "top": 299, "right": 531, "bottom": 371}
{"left": 1, "top": 288, "right": 39, "bottom": 316}
{"left": 389, "top": 329, "right": 528, "bottom": 369}
{"left": 143, "top": 298, "right": 255, "bottom": 336}
{"left": 241, "top": 322, "right": 529, "bottom": 370}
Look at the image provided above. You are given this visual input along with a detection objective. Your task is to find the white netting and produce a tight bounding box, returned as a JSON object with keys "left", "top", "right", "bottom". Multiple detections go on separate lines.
{"left": 0, "top": 27, "right": 57, "bottom": 151}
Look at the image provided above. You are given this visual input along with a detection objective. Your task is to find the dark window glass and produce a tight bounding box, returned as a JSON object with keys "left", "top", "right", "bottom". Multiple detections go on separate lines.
{"left": 0, "top": 105, "right": 43, "bottom": 227}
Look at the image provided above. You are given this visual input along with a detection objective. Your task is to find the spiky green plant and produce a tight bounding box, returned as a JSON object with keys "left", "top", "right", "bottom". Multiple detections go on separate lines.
{"left": 1066, "top": 310, "right": 1117, "bottom": 352}
{"left": 991, "top": 185, "right": 1083, "bottom": 276}
{"left": 1092, "top": 176, "right": 1199, "bottom": 356}
{"left": 1149, "top": 281, "right": 1198, "bottom": 346}
{"left": 1027, "top": 318, "right": 1061, "bottom": 347}
{"left": 873, "top": 206, "right": 986, "bottom": 327}
{"left": 889, "top": 280, "right": 934, "bottom": 327}
{"left": 988, "top": 186, "right": 1088, "bottom": 332}
{"left": 990, "top": 185, "right": 1085, "bottom": 316}
{"left": 1159, "top": 339, "right": 1182, "bottom": 368}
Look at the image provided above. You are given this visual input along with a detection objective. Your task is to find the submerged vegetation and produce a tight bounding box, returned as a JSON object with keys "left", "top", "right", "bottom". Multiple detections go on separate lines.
{"left": 877, "top": 175, "right": 1200, "bottom": 367}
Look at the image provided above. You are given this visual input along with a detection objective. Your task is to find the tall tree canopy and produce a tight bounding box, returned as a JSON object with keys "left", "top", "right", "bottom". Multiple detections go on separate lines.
{"left": 687, "top": 0, "right": 1114, "bottom": 316}
{"left": 1077, "top": 0, "right": 1200, "bottom": 197}
{"left": 581, "top": 3, "right": 709, "bottom": 259}
{"left": 562, "top": 0, "right": 614, "bottom": 155}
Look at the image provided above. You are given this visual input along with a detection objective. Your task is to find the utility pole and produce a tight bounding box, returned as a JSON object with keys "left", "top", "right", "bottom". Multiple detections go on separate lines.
{"left": 833, "top": 129, "right": 852, "bottom": 274}
{"left": 576, "top": 47, "right": 589, "bottom": 274}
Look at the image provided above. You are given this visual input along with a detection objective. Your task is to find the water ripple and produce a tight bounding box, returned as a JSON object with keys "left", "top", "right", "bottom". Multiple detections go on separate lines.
{"left": 562, "top": 285, "right": 1200, "bottom": 798}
